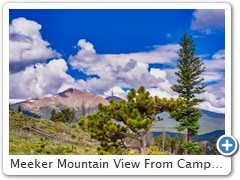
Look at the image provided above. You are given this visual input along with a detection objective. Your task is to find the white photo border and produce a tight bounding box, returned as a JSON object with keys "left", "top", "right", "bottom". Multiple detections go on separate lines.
{"left": 3, "top": 2, "right": 232, "bottom": 176}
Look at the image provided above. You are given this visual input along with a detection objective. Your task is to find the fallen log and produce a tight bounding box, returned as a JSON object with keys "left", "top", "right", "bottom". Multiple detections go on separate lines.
{"left": 22, "top": 126, "right": 77, "bottom": 144}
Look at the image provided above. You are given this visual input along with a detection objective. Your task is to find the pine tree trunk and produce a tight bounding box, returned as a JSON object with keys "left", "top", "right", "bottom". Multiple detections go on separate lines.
{"left": 186, "top": 129, "right": 192, "bottom": 155}
{"left": 140, "top": 134, "right": 147, "bottom": 154}
{"left": 187, "top": 129, "right": 192, "bottom": 142}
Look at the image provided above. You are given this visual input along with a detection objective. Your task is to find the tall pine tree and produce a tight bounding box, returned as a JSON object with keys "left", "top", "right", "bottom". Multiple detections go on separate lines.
{"left": 17, "top": 105, "right": 22, "bottom": 113}
{"left": 50, "top": 109, "right": 57, "bottom": 122}
{"left": 171, "top": 33, "right": 206, "bottom": 143}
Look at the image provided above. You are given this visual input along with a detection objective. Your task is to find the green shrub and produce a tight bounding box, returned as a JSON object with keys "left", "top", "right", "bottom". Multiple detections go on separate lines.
{"left": 71, "top": 124, "right": 77, "bottom": 128}
{"left": 71, "top": 134, "right": 76, "bottom": 139}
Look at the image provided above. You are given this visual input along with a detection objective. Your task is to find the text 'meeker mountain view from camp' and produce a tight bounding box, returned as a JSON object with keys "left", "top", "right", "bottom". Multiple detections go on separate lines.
{"left": 9, "top": 9, "right": 225, "bottom": 155}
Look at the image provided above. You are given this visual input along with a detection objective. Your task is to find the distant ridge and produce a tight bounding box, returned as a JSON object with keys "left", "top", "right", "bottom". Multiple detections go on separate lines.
{"left": 151, "top": 130, "right": 225, "bottom": 139}
{"left": 200, "top": 109, "right": 225, "bottom": 119}
{"left": 193, "top": 130, "right": 225, "bottom": 140}
{"left": 151, "top": 110, "right": 224, "bottom": 135}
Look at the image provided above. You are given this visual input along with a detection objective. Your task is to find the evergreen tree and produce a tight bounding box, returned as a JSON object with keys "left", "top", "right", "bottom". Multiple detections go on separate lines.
{"left": 154, "top": 134, "right": 185, "bottom": 155}
{"left": 170, "top": 135, "right": 179, "bottom": 154}
{"left": 9, "top": 104, "right": 12, "bottom": 110}
{"left": 178, "top": 134, "right": 185, "bottom": 154}
{"left": 213, "top": 144, "right": 221, "bottom": 155}
{"left": 164, "top": 135, "right": 171, "bottom": 152}
{"left": 17, "top": 105, "right": 22, "bottom": 113}
{"left": 79, "top": 86, "right": 179, "bottom": 154}
{"left": 154, "top": 134, "right": 164, "bottom": 151}
{"left": 69, "top": 109, "right": 76, "bottom": 123}
{"left": 50, "top": 109, "right": 57, "bottom": 122}
{"left": 53, "top": 108, "right": 76, "bottom": 123}
{"left": 171, "top": 33, "right": 206, "bottom": 143}
{"left": 181, "top": 142, "right": 206, "bottom": 155}
{"left": 60, "top": 108, "right": 76, "bottom": 123}
{"left": 55, "top": 112, "right": 65, "bottom": 123}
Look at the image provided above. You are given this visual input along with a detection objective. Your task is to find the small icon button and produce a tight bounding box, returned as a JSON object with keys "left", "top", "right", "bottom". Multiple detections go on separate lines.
{"left": 217, "top": 135, "right": 238, "bottom": 156}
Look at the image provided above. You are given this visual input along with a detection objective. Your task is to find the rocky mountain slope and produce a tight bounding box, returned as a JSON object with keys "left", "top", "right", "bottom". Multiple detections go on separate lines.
{"left": 11, "top": 88, "right": 109, "bottom": 119}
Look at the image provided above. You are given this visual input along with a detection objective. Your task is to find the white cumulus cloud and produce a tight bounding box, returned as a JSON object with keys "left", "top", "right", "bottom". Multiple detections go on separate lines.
{"left": 191, "top": 9, "right": 225, "bottom": 34}
{"left": 203, "top": 50, "right": 225, "bottom": 71}
{"left": 10, "top": 17, "right": 60, "bottom": 73}
{"left": 69, "top": 39, "right": 179, "bottom": 95}
{"left": 197, "top": 101, "right": 225, "bottom": 114}
{"left": 202, "top": 72, "right": 224, "bottom": 83}
{"left": 202, "top": 49, "right": 225, "bottom": 83}
{"left": 103, "top": 86, "right": 128, "bottom": 99}
{"left": 10, "top": 59, "right": 75, "bottom": 99}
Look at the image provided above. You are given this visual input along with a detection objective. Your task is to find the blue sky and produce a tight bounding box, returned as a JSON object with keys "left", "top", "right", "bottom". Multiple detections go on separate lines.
{"left": 9, "top": 9, "right": 225, "bottom": 113}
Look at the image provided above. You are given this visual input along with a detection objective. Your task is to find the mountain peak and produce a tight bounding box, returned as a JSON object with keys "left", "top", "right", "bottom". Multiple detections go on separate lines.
{"left": 11, "top": 88, "right": 109, "bottom": 119}
{"left": 57, "top": 88, "right": 87, "bottom": 97}
{"left": 105, "top": 96, "right": 122, "bottom": 101}
{"left": 62, "top": 88, "right": 75, "bottom": 93}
